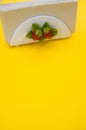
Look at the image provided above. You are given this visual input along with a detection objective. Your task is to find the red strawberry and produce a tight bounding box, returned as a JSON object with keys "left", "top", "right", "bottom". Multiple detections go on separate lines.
{"left": 26, "top": 24, "right": 43, "bottom": 41}
{"left": 43, "top": 28, "right": 53, "bottom": 39}
{"left": 32, "top": 30, "right": 42, "bottom": 40}
{"left": 42, "top": 23, "right": 53, "bottom": 39}
{"left": 42, "top": 22, "right": 57, "bottom": 39}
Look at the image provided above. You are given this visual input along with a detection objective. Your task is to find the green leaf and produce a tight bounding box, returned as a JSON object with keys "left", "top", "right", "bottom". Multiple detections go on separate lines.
{"left": 52, "top": 28, "right": 58, "bottom": 36}
{"left": 32, "top": 23, "right": 41, "bottom": 31}
{"left": 36, "top": 29, "right": 42, "bottom": 37}
{"left": 43, "top": 27, "right": 51, "bottom": 33}
{"left": 42, "top": 22, "right": 51, "bottom": 30}
{"left": 26, "top": 31, "right": 32, "bottom": 39}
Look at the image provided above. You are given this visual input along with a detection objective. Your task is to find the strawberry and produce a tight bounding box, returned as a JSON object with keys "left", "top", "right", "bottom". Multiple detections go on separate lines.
{"left": 32, "top": 29, "right": 42, "bottom": 40}
{"left": 43, "top": 27, "right": 53, "bottom": 39}
{"left": 42, "top": 22, "right": 57, "bottom": 39}
{"left": 26, "top": 23, "right": 43, "bottom": 41}
{"left": 26, "top": 22, "right": 57, "bottom": 41}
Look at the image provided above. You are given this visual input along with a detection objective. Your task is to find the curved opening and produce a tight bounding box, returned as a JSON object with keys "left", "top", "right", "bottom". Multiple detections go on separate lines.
{"left": 10, "top": 15, "right": 71, "bottom": 46}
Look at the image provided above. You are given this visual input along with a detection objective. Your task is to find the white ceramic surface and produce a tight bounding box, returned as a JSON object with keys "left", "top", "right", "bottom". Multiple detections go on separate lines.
{"left": 10, "top": 15, "right": 71, "bottom": 46}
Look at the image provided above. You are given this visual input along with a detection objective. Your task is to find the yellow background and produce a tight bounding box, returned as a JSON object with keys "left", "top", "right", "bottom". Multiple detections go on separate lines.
{"left": 0, "top": 0, "right": 86, "bottom": 130}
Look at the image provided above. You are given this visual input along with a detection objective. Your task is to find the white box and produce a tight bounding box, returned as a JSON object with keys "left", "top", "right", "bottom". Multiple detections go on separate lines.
{"left": 0, "top": 0, "right": 77, "bottom": 46}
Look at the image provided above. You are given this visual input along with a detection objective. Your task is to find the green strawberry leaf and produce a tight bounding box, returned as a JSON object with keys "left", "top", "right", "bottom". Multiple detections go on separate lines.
{"left": 52, "top": 28, "right": 58, "bottom": 36}
{"left": 32, "top": 23, "right": 41, "bottom": 31}
{"left": 26, "top": 30, "right": 32, "bottom": 39}
{"left": 42, "top": 22, "right": 51, "bottom": 29}
{"left": 36, "top": 29, "right": 42, "bottom": 37}
{"left": 43, "top": 27, "right": 51, "bottom": 34}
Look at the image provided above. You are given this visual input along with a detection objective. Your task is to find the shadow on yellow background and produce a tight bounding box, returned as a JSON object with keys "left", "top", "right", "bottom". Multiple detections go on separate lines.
{"left": 0, "top": 0, "right": 86, "bottom": 130}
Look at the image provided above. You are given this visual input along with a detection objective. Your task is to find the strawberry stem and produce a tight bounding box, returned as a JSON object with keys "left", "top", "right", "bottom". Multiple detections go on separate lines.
{"left": 36, "top": 29, "right": 42, "bottom": 37}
